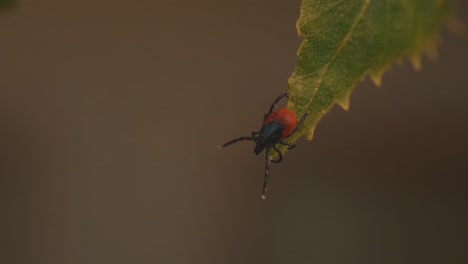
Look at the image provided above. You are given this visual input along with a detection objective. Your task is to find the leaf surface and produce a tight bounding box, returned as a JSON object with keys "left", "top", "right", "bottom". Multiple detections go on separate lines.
{"left": 281, "top": 0, "right": 454, "bottom": 151}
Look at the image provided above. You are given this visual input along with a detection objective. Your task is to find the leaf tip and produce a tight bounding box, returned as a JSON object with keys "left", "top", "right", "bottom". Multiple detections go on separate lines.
{"left": 336, "top": 92, "right": 351, "bottom": 111}
{"left": 410, "top": 55, "right": 422, "bottom": 71}
{"left": 369, "top": 64, "right": 391, "bottom": 87}
{"left": 306, "top": 129, "right": 315, "bottom": 141}
{"left": 370, "top": 73, "right": 382, "bottom": 87}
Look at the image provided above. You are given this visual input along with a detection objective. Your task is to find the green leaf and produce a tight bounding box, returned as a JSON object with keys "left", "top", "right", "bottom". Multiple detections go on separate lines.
{"left": 280, "top": 0, "right": 455, "bottom": 153}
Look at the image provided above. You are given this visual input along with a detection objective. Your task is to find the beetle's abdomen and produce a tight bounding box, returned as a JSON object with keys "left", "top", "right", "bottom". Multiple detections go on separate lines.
{"left": 264, "top": 108, "right": 297, "bottom": 140}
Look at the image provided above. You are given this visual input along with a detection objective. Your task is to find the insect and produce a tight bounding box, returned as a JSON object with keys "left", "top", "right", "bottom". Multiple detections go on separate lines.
{"left": 219, "top": 93, "right": 307, "bottom": 199}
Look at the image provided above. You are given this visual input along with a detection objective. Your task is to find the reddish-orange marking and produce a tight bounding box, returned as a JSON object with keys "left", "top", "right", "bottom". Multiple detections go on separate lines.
{"left": 264, "top": 108, "right": 297, "bottom": 140}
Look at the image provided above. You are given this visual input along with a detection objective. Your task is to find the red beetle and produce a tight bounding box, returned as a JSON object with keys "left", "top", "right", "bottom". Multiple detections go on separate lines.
{"left": 220, "top": 93, "right": 307, "bottom": 199}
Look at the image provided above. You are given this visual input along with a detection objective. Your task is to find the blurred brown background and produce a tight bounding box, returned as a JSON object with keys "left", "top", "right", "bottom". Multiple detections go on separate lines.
{"left": 1, "top": 1, "right": 467, "bottom": 263}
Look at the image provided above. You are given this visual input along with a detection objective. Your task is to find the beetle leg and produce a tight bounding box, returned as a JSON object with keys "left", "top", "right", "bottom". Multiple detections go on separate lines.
{"left": 271, "top": 145, "right": 283, "bottom": 163}
{"left": 265, "top": 93, "right": 289, "bottom": 120}
{"left": 251, "top": 131, "right": 260, "bottom": 142}
{"left": 283, "top": 113, "right": 308, "bottom": 140}
{"left": 262, "top": 147, "right": 271, "bottom": 199}
{"left": 292, "top": 113, "right": 308, "bottom": 134}
{"left": 219, "top": 136, "right": 253, "bottom": 148}
{"left": 279, "top": 142, "right": 296, "bottom": 150}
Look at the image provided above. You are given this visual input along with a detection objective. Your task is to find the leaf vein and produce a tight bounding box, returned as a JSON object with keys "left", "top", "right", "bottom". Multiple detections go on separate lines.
{"left": 304, "top": 0, "right": 370, "bottom": 113}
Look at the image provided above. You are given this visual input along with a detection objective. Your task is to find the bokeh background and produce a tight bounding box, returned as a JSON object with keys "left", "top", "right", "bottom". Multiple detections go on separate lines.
{"left": 1, "top": 1, "right": 467, "bottom": 263}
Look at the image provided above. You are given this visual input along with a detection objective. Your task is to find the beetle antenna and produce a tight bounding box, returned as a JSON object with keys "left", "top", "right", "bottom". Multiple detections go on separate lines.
{"left": 219, "top": 136, "right": 253, "bottom": 148}
{"left": 262, "top": 147, "right": 271, "bottom": 200}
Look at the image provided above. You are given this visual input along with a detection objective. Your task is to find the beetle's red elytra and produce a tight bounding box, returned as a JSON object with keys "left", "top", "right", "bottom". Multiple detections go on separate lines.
{"left": 263, "top": 108, "right": 297, "bottom": 140}
{"left": 219, "top": 93, "right": 307, "bottom": 199}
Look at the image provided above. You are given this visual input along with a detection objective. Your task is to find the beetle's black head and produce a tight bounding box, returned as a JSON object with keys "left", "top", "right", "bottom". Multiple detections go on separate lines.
{"left": 252, "top": 121, "right": 282, "bottom": 155}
